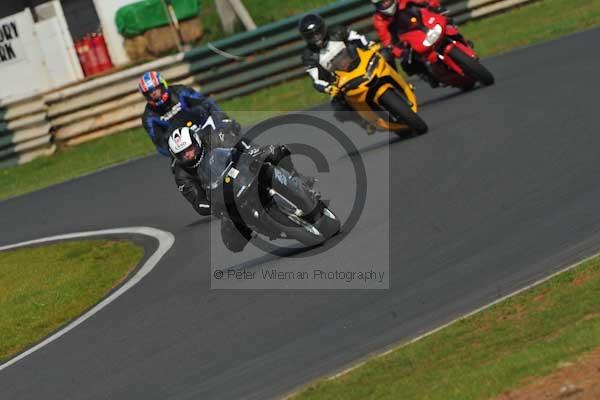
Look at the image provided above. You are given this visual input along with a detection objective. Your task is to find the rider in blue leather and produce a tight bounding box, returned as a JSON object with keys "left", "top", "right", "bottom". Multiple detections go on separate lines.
{"left": 139, "top": 71, "right": 226, "bottom": 156}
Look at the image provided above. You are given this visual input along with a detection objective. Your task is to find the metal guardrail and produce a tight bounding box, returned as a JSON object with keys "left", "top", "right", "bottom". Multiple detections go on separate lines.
{"left": 0, "top": 97, "right": 55, "bottom": 168}
{"left": 0, "top": 0, "right": 534, "bottom": 166}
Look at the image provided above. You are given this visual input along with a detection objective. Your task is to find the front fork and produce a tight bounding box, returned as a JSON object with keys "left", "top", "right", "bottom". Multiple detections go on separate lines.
{"left": 428, "top": 37, "right": 477, "bottom": 76}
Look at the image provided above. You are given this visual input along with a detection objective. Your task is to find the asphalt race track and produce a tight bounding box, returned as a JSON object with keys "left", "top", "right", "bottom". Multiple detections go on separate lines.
{"left": 2, "top": 28, "right": 600, "bottom": 400}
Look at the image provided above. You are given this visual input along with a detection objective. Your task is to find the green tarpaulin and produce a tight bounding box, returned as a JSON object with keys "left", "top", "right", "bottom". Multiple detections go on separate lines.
{"left": 116, "top": 0, "right": 199, "bottom": 37}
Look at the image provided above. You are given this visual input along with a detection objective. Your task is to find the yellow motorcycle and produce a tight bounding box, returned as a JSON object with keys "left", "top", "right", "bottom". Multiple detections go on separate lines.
{"left": 330, "top": 43, "right": 428, "bottom": 135}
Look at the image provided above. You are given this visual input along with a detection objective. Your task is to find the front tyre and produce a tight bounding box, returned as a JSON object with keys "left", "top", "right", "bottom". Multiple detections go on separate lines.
{"left": 311, "top": 204, "right": 341, "bottom": 240}
{"left": 379, "top": 90, "right": 428, "bottom": 135}
{"left": 279, "top": 202, "right": 341, "bottom": 247}
{"left": 449, "top": 47, "right": 495, "bottom": 86}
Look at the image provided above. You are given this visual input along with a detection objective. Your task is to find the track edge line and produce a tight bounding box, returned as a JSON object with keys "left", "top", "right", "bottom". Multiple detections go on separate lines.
{"left": 0, "top": 226, "right": 175, "bottom": 372}
{"left": 281, "top": 250, "right": 600, "bottom": 399}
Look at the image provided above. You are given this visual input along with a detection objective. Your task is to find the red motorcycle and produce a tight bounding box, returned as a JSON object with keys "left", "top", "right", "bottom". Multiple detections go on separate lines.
{"left": 398, "top": 5, "right": 494, "bottom": 89}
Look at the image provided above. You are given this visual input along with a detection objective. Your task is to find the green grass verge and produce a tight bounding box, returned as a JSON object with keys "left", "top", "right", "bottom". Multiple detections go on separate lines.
{"left": 198, "top": 0, "right": 332, "bottom": 44}
{"left": 0, "top": 130, "right": 154, "bottom": 200}
{"left": 0, "top": 240, "right": 144, "bottom": 362}
{"left": 290, "top": 256, "right": 600, "bottom": 400}
{"left": 459, "top": 0, "right": 600, "bottom": 57}
{"left": 2, "top": 0, "right": 600, "bottom": 201}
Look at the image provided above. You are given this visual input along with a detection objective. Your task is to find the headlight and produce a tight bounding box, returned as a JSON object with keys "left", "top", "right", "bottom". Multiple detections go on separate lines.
{"left": 422, "top": 24, "right": 443, "bottom": 47}
{"left": 366, "top": 54, "right": 380, "bottom": 78}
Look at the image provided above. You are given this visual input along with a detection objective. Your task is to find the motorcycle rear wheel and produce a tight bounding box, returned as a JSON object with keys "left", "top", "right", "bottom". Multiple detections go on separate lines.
{"left": 379, "top": 90, "right": 428, "bottom": 135}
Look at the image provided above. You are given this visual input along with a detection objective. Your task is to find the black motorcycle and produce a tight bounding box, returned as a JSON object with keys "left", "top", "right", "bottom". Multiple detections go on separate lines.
{"left": 167, "top": 110, "right": 341, "bottom": 248}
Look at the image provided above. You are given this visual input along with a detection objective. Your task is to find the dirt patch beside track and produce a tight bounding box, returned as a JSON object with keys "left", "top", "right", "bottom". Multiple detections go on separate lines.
{"left": 496, "top": 347, "right": 600, "bottom": 400}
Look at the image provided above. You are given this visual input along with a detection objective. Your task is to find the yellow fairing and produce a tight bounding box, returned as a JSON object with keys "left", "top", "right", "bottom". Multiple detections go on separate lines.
{"left": 335, "top": 44, "right": 419, "bottom": 132}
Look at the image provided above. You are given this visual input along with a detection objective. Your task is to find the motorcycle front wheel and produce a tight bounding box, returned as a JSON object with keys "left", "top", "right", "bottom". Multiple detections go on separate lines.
{"left": 270, "top": 200, "right": 341, "bottom": 248}
{"left": 379, "top": 89, "right": 428, "bottom": 135}
{"left": 449, "top": 47, "right": 495, "bottom": 86}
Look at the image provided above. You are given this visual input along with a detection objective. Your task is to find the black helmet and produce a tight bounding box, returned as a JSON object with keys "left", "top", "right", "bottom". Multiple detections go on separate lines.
{"left": 299, "top": 13, "right": 328, "bottom": 49}
{"left": 371, "top": 0, "right": 398, "bottom": 16}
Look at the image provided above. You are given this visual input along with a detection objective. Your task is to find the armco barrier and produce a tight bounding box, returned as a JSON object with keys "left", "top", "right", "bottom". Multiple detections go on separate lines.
{"left": 1, "top": 0, "right": 534, "bottom": 166}
{"left": 0, "top": 96, "right": 55, "bottom": 167}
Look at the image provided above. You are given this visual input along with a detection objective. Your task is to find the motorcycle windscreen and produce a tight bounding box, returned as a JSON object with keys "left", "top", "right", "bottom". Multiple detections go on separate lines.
{"left": 197, "top": 147, "right": 234, "bottom": 191}
{"left": 330, "top": 47, "right": 359, "bottom": 72}
{"left": 230, "top": 151, "right": 263, "bottom": 199}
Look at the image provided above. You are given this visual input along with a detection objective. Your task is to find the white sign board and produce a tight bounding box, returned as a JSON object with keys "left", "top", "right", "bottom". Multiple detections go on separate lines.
{"left": 0, "top": 9, "right": 50, "bottom": 102}
{"left": 0, "top": 19, "right": 23, "bottom": 65}
{"left": 0, "top": 3, "right": 83, "bottom": 103}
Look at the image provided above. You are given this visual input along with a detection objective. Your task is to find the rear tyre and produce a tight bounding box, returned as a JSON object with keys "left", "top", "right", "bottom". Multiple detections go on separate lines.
{"left": 379, "top": 90, "right": 428, "bottom": 135}
{"left": 449, "top": 47, "right": 495, "bottom": 86}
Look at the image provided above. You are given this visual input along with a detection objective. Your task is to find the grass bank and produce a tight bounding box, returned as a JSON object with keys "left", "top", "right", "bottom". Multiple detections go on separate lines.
{"left": 0, "top": 130, "right": 154, "bottom": 201}
{"left": 199, "top": 0, "right": 332, "bottom": 44}
{"left": 0, "top": 240, "right": 144, "bottom": 362}
{"left": 290, "top": 255, "right": 600, "bottom": 400}
{"left": 2, "top": 0, "right": 600, "bottom": 200}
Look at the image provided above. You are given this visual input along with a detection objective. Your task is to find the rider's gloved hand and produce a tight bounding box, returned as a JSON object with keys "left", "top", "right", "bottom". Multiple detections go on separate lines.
{"left": 325, "top": 85, "right": 340, "bottom": 97}
{"left": 391, "top": 45, "right": 405, "bottom": 59}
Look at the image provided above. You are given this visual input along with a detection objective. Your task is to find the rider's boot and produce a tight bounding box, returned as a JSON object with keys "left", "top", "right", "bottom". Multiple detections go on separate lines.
{"left": 421, "top": 73, "right": 439, "bottom": 88}
{"left": 421, "top": 62, "right": 440, "bottom": 88}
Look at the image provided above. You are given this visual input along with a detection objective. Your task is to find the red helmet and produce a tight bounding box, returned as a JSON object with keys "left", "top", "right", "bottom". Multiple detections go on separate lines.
{"left": 139, "top": 71, "right": 170, "bottom": 107}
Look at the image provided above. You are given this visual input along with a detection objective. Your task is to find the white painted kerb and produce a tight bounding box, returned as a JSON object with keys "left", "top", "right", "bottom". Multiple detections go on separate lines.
{"left": 0, "top": 226, "right": 175, "bottom": 372}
